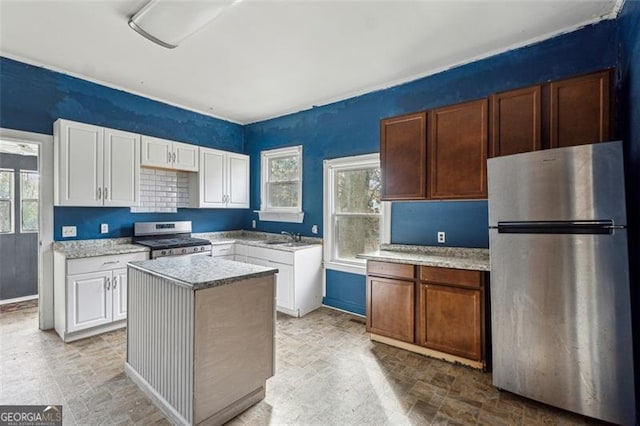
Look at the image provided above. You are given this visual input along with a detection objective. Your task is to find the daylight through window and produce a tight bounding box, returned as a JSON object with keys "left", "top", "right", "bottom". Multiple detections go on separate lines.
{"left": 0, "top": 168, "right": 14, "bottom": 234}
{"left": 261, "top": 146, "right": 302, "bottom": 213}
{"left": 20, "top": 171, "right": 39, "bottom": 232}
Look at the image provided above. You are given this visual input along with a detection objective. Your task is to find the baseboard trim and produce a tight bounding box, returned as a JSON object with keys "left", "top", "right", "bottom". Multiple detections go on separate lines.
{"left": 0, "top": 294, "right": 38, "bottom": 305}
{"left": 321, "top": 303, "right": 365, "bottom": 318}
{"left": 62, "top": 320, "right": 126, "bottom": 342}
{"left": 370, "top": 333, "right": 485, "bottom": 370}
{"left": 321, "top": 297, "right": 365, "bottom": 316}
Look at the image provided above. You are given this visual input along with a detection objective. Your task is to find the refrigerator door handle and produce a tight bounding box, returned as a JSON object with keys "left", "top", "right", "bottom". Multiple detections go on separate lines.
{"left": 496, "top": 220, "right": 623, "bottom": 235}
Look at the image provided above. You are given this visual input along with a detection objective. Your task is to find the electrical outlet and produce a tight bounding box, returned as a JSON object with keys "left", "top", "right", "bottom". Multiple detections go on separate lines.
{"left": 311, "top": 225, "right": 318, "bottom": 234}
{"left": 437, "top": 231, "right": 446, "bottom": 244}
{"left": 100, "top": 224, "right": 109, "bottom": 234}
{"left": 62, "top": 226, "right": 77, "bottom": 238}
{"left": 252, "top": 220, "right": 256, "bottom": 229}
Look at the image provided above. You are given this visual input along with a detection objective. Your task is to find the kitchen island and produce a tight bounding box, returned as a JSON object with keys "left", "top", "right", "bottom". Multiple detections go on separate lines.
{"left": 125, "top": 256, "right": 277, "bottom": 426}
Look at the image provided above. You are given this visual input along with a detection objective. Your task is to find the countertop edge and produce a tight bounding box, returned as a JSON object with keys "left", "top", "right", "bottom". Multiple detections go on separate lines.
{"left": 358, "top": 251, "right": 490, "bottom": 272}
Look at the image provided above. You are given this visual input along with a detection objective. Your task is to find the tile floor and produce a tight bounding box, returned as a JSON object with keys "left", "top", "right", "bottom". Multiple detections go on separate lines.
{"left": 0, "top": 306, "right": 602, "bottom": 425}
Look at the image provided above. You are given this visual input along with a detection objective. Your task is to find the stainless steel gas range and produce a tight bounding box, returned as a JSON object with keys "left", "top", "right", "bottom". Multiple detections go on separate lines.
{"left": 133, "top": 221, "right": 212, "bottom": 259}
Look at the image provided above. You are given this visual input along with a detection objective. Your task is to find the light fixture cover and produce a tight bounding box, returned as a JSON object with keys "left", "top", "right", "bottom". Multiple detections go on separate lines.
{"left": 129, "top": 0, "right": 239, "bottom": 49}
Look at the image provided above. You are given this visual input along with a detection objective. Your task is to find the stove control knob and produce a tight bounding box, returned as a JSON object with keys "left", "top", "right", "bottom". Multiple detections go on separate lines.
{"left": 182, "top": 248, "right": 187, "bottom": 254}
{"left": 161, "top": 250, "right": 167, "bottom": 255}
{"left": 200, "top": 246, "right": 205, "bottom": 251}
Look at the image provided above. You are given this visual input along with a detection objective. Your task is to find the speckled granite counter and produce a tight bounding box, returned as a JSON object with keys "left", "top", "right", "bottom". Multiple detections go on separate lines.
{"left": 128, "top": 255, "right": 277, "bottom": 290}
{"left": 358, "top": 243, "right": 490, "bottom": 271}
{"left": 53, "top": 237, "right": 150, "bottom": 259}
{"left": 193, "top": 230, "right": 322, "bottom": 252}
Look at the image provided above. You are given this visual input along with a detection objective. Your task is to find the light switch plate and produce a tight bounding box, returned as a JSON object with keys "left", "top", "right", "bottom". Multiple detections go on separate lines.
{"left": 252, "top": 220, "right": 256, "bottom": 229}
{"left": 311, "top": 225, "right": 318, "bottom": 234}
{"left": 100, "top": 224, "right": 109, "bottom": 234}
{"left": 62, "top": 226, "right": 77, "bottom": 238}
{"left": 437, "top": 231, "right": 445, "bottom": 244}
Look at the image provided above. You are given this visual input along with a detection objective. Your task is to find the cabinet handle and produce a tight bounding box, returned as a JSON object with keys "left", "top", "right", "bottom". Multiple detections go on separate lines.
{"left": 105, "top": 277, "right": 110, "bottom": 290}
{"left": 172, "top": 152, "right": 176, "bottom": 163}
{"left": 104, "top": 187, "right": 108, "bottom": 200}
{"left": 97, "top": 187, "right": 102, "bottom": 200}
{"left": 113, "top": 276, "right": 117, "bottom": 289}
{"left": 102, "top": 260, "right": 120, "bottom": 265}
{"left": 168, "top": 152, "right": 172, "bottom": 163}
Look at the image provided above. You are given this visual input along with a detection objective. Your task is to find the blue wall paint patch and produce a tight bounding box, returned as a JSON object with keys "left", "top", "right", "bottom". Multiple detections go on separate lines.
{"left": 323, "top": 269, "right": 366, "bottom": 316}
{"left": 391, "top": 201, "right": 489, "bottom": 248}
{"left": 53, "top": 207, "right": 246, "bottom": 240}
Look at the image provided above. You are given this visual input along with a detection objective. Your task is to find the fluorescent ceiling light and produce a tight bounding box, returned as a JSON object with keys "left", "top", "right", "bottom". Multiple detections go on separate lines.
{"left": 129, "top": 0, "right": 240, "bottom": 49}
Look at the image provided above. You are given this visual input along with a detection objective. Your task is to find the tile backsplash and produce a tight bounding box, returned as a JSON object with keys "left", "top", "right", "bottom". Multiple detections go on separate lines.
{"left": 130, "top": 168, "right": 190, "bottom": 213}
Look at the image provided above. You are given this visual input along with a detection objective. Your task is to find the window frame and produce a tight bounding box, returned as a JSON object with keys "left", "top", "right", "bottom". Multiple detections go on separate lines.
{"left": 0, "top": 168, "right": 15, "bottom": 235}
{"left": 20, "top": 170, "right": 39, "bottom": 233}
{"left": 259, "top": 145, "right": 304, "bottom": 223}
{"left": 323, "top": 153, "right": 390, "bottom": 275}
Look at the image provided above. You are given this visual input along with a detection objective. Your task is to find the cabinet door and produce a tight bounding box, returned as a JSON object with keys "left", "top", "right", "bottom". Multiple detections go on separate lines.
{"left": 429, "top": 99, "right": 488, "bottom": 199}
{"left": 416, "top": 283, "right": 482, "bottom": 360}
{"left": 141, "top": 135, "right": 172, "bottom": 168}
{"left": 67, "top": 271, "right": 112, "bottom": 332}
{"left": 173, "top": 142, "right": 199, "bottom": 172}
{"left": 549, "top": 70, "right": 611, "bottom": 148}
{"left": 55, "top": 120, "right": 104, "bottom": 206}
{"left": 103, "top": 128, "right": 140, "bottom": 207}
{"left": 112, "top": 268, "right": 127, "bottom": 321}
{"left": 491, "top": 85, "right": 541, "bottom": 157}
{"left": 199, "top": 148, "right": 226, "bottom": 207}
{"left": 380, "top": 112, "right": 427, "bottom": 200}
{"left": 366, "top": 276, "right": 414, "bottom": 342}
{"left": 226, "top": 153, "right": 250, "bottom": 208}
{"left": 269, "top": 261, "right": 295, "bottom": 311}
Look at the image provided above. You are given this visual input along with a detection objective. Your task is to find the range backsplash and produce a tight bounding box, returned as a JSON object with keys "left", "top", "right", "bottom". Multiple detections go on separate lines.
{"left": 130, "top": 167, "right": 190, "bottom": 213}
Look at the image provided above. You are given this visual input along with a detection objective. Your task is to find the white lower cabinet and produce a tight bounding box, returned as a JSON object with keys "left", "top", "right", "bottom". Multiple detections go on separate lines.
{"left": 210, "top": 243, "right": 235, "bottom": 260}
{"left": 236, "top": 243, "right": 322, "bottom": 317}
{"left": 55, "top": 251, "right": 148, "bottom": 342}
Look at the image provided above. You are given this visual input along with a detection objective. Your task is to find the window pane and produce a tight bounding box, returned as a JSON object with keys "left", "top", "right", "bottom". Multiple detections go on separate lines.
{"left": 269, "top": 155, "right": 299, "bottom": 182}
{"left": 336, "top": 167, "right": 381, "bottom": 213}
{"left": 268, "top": 182, "right": 299, "bottom": 208}
{"left": 0, "top": 170, "right": 12, "bottom": 199}
{"left": 21, "top": 172, "right": 39, "bottom": 199}
{"left": 22, "top": 200, "right": 38, "bottom": 232}
{"left": 0, "top": 200, "right": 11, "bottom": 233}
{"left": 335, "top": 215, "right": 380, "bottom": 261}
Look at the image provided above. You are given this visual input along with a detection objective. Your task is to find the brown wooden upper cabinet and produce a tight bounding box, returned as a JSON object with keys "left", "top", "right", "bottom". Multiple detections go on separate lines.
{"left": 491, "top": 85, "right": 542, "bottom": 157}
{"left": 428, "top": 99, "right": 488, "bottom": 199}
{"left": 549, "top": 70, "right": 611, "bottom": 148}
{"left": 380, "top": 112, "right": 427, "bottom": 200}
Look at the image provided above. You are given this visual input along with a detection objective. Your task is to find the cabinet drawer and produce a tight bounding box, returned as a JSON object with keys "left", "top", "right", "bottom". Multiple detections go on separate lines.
{"left": 248, "top": 246, "right": 294, "bottom": 265}
{"left": 367, "top": 261, "right": 414, "bottom": 279}
{"left": 67, "top": 252, "right": 149, "bottom": 275}
{"left": 419, "top": 266, "right": 482, "bottom": 288}
{"left": 211, "top": 243, "right": 234, "bottom": 257}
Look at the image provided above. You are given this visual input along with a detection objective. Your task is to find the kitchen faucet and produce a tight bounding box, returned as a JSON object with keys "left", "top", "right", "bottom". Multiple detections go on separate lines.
{"left": 281, "top": 231, "right": 301, "bottom": 242}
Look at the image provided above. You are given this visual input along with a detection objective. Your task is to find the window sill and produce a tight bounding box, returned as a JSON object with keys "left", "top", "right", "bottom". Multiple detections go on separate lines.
{"left": 256, "top": 211, "right": 305, "bottom": 223}
{"left": 324, "top": 261, "right": 366, "bottom": 276}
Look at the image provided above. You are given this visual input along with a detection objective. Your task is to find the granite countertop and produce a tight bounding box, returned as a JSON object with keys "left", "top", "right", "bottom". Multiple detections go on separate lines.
{"left": 358, "top": 244, "right": 490, "bottom": 271}
{"left": 193, "top": 230, "right": 323, "bottom": 252}
{"left": 129, "top": 256, "right": 278, "bottom": 290}
{"left": 53, "top": 238, "right": 150, "bottom": 259}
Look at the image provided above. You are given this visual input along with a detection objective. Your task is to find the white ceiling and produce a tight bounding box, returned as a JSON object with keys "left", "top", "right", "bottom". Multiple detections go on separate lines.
{"left": 0, "top": 0, "right": 622, "bottom": 124}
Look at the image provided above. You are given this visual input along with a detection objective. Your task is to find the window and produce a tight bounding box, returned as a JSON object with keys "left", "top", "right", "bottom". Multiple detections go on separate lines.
{"left": 20, "top": 171, "right": 39, "bottom": 232}
{"left": 324, "top": 154, "right": 389, "bottom": 274}
{"left": 0, "top": 168, "right": 14, "bottom": 234}
{"left": 259, "top": 145, "right": 304, "bottom": 222}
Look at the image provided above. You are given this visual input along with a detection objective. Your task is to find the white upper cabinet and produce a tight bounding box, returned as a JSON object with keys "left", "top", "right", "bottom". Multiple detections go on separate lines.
{"left": 141, "top": 136, "right": 199, "bottom": 172}
{"left": 189, "top": 147, "right": 249, "bottom": 209}
{"left": 54, "top": 119, "right": 140, "bottom": 207}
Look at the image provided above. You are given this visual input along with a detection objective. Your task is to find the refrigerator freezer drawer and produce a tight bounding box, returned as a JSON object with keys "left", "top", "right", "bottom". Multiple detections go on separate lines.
{"left": 489, "top": 229, "right": 635, "bottom": 425}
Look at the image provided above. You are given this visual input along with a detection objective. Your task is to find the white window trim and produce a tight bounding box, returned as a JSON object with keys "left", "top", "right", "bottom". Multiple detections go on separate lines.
{"left": 20, "top": 170, "right": 39, "bottom": 233}
{"left": 323, "top": 153, "right": 390, "bottom": 276}
{"left": 257, "top": 145, "right": 304, "bottom": 223}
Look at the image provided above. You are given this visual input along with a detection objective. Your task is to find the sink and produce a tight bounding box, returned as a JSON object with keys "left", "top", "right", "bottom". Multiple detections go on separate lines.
{"left": 263, "top": 240, "right": 289, "bottom": 245}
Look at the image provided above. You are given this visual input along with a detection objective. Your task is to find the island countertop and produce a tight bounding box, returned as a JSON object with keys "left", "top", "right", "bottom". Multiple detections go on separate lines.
{"left": 358, "top": 244, "right": 490, "bottom": 271}
{"left": 129, "top": 256, "right": 278, "bottom": 290}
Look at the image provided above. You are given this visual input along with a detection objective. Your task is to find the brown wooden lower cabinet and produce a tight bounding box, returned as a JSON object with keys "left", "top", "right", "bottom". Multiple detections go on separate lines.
{"left": 366, "top": 275, "right": 415, "bottom": 343}
{"left": 366, "top": 260, "right": 486, "bottom": 368}
{"left": 416, "top": 283, "right": 482, "bottom": 361}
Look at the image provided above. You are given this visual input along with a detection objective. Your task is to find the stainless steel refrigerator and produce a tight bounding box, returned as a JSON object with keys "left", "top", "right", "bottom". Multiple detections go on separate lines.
{"left": 487, "top": 141, "right": 636, "bottom": 425}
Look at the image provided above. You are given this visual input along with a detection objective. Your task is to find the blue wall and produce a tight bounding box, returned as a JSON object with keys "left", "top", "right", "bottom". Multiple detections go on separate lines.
{"left": 616, "top": 0, "right": 640, "bottom": 416}
{"left": 244, "top": 20, "right": 618, "bottom": 314}
{"left": 0, "top": 57, "right": 246, "bottom": 239}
